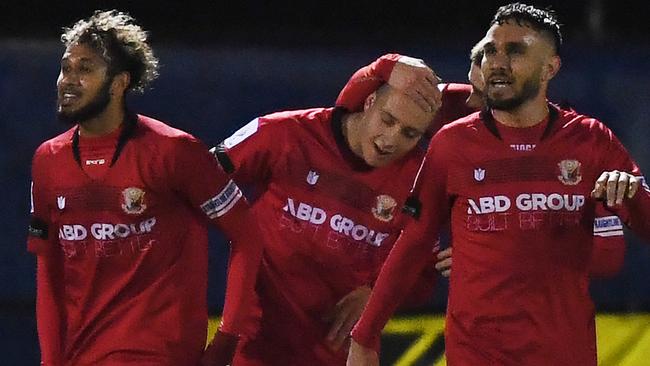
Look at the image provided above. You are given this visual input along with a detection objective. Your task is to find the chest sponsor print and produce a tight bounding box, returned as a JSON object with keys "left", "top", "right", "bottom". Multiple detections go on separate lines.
{"left": 282, "top": 197, "right": 390, "bottom": 247}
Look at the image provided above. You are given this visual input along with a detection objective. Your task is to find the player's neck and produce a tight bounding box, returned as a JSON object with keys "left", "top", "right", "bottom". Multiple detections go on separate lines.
{"left": 491, "top": 95, "right": 549, "bottom": 128}
{"left": 78, "top": 100, "right": 126, "bottom": 137}
{"left": 341, "top": 112, "right": 363, "bottom": 157}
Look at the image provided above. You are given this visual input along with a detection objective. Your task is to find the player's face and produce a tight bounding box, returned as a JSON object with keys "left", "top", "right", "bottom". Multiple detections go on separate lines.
{"left": 56, "top": 43, "right": 113, "bottom": 124}
{"left": 481, "top": 21, "right": 551, "bottom": 110}
{"left": 359, "top": 90, "right": 433, "bottom": 167}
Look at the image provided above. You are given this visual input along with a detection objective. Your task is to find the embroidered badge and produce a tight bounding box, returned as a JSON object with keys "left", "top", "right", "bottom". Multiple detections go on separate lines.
{"left": 372, "top": 194, "right": 397, "bottom": 222}
{"left": 557, "top": 159, "right": 582, "bottom": 185}
{"left": 121, "top": 187, "right": 147, "bottom": 215}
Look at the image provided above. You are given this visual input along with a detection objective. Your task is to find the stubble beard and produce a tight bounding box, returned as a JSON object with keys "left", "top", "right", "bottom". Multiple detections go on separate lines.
{"left": 56, "top": 78, "right": 112, "bottom": 126}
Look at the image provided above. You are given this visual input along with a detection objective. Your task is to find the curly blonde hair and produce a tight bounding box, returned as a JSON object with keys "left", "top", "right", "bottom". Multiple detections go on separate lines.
{"left": 61, "top": 10, "right": 159, "bottom": 94}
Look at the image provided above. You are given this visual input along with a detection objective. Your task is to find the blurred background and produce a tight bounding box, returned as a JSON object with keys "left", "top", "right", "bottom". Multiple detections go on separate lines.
{"left": 1, "top": 0, "right": 649, "bottom": 364}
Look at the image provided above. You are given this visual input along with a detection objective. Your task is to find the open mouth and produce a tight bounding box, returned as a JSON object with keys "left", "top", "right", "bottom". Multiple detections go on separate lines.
{"left": 488, "top": 76, "right": 513, "bottom": 89}
{"left": 59, "top": 91, "right": 81, "bottom": 106}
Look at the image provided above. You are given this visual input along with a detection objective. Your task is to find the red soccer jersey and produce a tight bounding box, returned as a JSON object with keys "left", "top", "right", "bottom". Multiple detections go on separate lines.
{"left": 353, "top": 106, "right": 650, "bottom": 365}
{"left": 337, "top": 55, "right": 627, "bottom": 277}
{"left": 218, "top": 108, "right": 437, "bottom": 365}
{"left": 28, "top": 114, "right": 261, "bottom": 366}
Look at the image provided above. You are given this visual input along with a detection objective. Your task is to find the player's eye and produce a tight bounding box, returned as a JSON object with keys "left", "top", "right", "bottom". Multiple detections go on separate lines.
{"left": 381, "top": 113, "right": 396, "bottom": 126}
{"left": 402, "top": 128, "right": 422, "bottom": 139}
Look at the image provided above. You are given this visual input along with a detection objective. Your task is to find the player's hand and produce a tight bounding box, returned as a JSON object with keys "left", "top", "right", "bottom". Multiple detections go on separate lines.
{"left": 435, "top": 247, "right": 452, "bottom": 277}
{"left": 199, "top": 329, "right": 239, "bottom": 366}
{"left": 591, "top": 170, "right": 640, "bottom": 207}
{"left": 323, "top": 285, "right": 372, "bottom": 351}
{"left": 346, "top": 339, "right": 379, "bottom": 366}
{"left": 389, "top": 56, "right": 442, "bottom": 113}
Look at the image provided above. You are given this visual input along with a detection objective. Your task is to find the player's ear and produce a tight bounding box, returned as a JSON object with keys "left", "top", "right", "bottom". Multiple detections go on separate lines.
{"left": 542, "top": 55, "right": 561, "bottom": 82}
{"left": 364, "top": 92, "right": 377, "bottom": 111}
{"left": 110, "top": 71, "right": 131, "bottom": 97}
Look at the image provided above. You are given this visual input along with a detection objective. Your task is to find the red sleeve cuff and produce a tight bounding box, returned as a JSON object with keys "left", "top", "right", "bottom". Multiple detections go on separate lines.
{"left": 351, "top": 323, "right": 381, "bottom": 352}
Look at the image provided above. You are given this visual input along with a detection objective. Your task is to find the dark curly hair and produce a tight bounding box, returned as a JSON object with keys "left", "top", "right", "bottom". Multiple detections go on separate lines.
{"left": 61, "top": 10, "right": 159, "bottom": 94}
{"left": 491, "top": 3, "right": 563, "bottom": 55}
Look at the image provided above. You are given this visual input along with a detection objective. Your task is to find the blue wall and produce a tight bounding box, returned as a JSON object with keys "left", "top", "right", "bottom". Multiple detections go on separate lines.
{"left": 1, "top": 39, "right": 649, "bottom": 362}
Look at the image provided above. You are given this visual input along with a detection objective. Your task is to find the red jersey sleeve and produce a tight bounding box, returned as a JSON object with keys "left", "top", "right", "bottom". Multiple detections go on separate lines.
{"left": 169, "top": 135, "right": 264, "bottom": 336}
{"left": 351, "top": 130, "right": 451, "bottom": 350}
{"left": 215, "top": 117, "right": 286, "bottom": 188}
{"left": 29, "top": 148, "right": 66, "bottom": 366}
{"left": 589, "top": 207, "right": 625, "bottom": 278}
{"left": 335, "top": 54, "right": 401, "bottom": 111}
{"left": 595, "top": 124, "right": 650, "bottom": 242}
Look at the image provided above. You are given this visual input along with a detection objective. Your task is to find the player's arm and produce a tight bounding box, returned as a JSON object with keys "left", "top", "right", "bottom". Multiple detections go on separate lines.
{"left": 28, "top": 154, "right": 65, "bottom": 366}
{"left": 348, "top": 133, "right": 451, "bottom": 362}
{"left": 336, "top": 54, "right": 441, "bottom": 113}
{"left": 591, "top": 126, "right": 650, "bottom": 242}
{"left": 589, "top": 208, "right": 626, "bottom": 278}
{"left": 169, "top": 136, "right": 264, "bottom": 365}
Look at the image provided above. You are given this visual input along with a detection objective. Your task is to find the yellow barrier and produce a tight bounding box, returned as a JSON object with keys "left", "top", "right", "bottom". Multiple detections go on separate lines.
{"left": 208, "top": 314, "right": 650, "bottom": 365}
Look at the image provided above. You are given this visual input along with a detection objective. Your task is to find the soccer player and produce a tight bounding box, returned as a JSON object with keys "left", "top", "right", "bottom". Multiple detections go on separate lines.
{"left": 347, "top": 3, "right": 650, "bottom": 366}
{"left": 27, "top": 10, "right": 262, "bottom": 366}
{"left": 337, "top": 48, "right": 627, "bottom": 278}
{"left": 202, "top": 82, "right": 441, "bottom": 365}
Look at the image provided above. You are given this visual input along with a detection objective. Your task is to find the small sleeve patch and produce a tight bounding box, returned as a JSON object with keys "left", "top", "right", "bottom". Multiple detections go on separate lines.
{"left": 28, "top": 217, "right": 48, "bottom": 239}
{"left": 223, "top": 118, "right": 259, "bottom": 149}
{"left": 402, "top": 196, "right": 422, "bottom": 219}
{"left": 209, "top": 143, "right": 235, "bottom": 174}
{"left": 593, "top": 215, "right": 624, "bottom": 237}
{"left": 200, "top": 180, "right": 243, "bottom": 219}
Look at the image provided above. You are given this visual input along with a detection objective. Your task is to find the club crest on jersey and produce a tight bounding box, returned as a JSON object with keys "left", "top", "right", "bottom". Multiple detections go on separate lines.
{"left": 372, "top": 194, "right": 397, "bottom": 222}
{"left": 306, "top": 170, "right": 320, "bottom": 186}
{"left": 57, "top": 196, "right": 66, "bottom": 210}
{"left": 474, "top": 168, "right": 486, "bottom": 182}
{"left": 557, "top": 159, "right": 582, "bottom": 185}
{"left": 121, "top": 187, "right": 147, "bottom": 215}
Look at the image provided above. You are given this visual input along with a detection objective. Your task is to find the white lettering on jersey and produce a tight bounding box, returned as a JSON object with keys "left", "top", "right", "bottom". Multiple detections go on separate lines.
{"left": 516, "top": 193, "right": 584, "bottom": 212}
{"left": 224, "top": 118, "right": 259, "bottom": 148}
{"left": 201, "top": 180, "right": 243, "bottom": 219}
{"left": 59, "top": 217, "right": 157, "bottom": 241}
{"left": 468, "top": 193, "right": 585, "bottom": 214}
{"left": 282, "top": 198, "right": 327, "bottom": 224}
{"left": 510, "top": 144, "right": 536, "bottom": 152}
{"left": 282, "top": 197, "right": 389, "bottom": 247}
{"left": 467, "top": 195, "right": 510, "bottom": 214}
{"left": 85, "top": 159, "right": 106, "bottom": 165}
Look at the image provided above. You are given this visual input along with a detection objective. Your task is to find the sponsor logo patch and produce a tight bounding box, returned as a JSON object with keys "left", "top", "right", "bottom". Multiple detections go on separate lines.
{"left": 57, "top": 196, "right": 66, "bottom": 210}
{"left": 306, "top": 170, "right": 320, "bottom": 186}
{"left": 121, "top": 187, "right": 147, "bottom": 215}
{"left": 557, "top": 159, "right": 582, "bottom": 185}
{"left": 474, "top": 168, "right": 485, "bottom": 182}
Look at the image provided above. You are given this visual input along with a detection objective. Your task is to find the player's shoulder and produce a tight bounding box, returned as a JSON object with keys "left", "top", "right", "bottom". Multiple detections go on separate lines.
{"left": 34, "top": 126, "right": 76, "bottom": 158}
{"left": 259, "top": 107, "right": 333, "bottom": 128}
{"left": 435, "top": 111, "right": 483, "bottom": 138}
{"left": 441, "top": 83, "right": 472, "bottom": 98}
{"left": 552, "top": 105, "right": 614, "bottom": 140}
{"left": 135, "top": 114, "right": 208, "bottom": 156}
{"left": 137, "top": 114, "right": 196, "bottom": 140}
